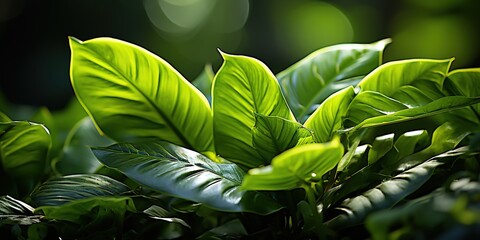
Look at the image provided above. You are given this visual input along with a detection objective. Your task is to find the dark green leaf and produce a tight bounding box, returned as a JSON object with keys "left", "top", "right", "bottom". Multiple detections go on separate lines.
{"left": 69, "top": 37, "right": 214, "bottom": 154}
{"left": 0, "top": 196, "right": 42, "bottom": 225}
{"left": 192, "top": 64, "right": 215, "bottom": 104}
{"left": 93, "top": 141, "right": 282, "bottom": 214}
{"left": 212, "top": 52, "right": 295, "bottom": 168}
{"left": 54, "top": 117, "right": 114, "bottom": 174}
{"left": 277, "top": 39, "right": 390, "bottom": 122}
{"left": 30, "top": 174, "right": 131, "bottom": 207}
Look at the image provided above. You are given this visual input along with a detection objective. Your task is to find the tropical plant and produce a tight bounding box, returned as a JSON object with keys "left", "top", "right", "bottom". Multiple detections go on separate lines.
{"left": 0, "top": 37, "right": 479, "bottom": 239}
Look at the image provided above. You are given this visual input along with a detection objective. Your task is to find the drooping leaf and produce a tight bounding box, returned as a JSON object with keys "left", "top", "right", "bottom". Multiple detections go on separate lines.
{"left": 30, "top": 174, "right": 131, "bottom": 207}
{"left": 357, "top": 59, "right": 452, "bottom": 95}
{"left": 92, "top": 141, "right": 282, "bottom": 214}
{"left": 54, "top": 117, "right": 114, "bottom": 174}
{"left": 0, "top": 112, "right": 10, "bottom": 122}
{"left": 0, "top": 121, "right": 50, "bottom": 196}
{"left": 192, "top": 64, "right": 215, "bottom": 104}
{"left": 241, "top": 138, "right": 344, "bottom": 191}
{"left": 252, "top": 114, "right": 312, "bottom": 162}
{"left": 304, "top": 86, "right": 355, "bottom": 143}
{"left": 143, "top": 205, "right": 190, "bottom": 228}
{"left": 212, "top": 52, "right": 295, "bottom": 168}
{"left": 69, "top": 37, "right": 214, "bottom": 154}
{"left": 276, "top": 39, "right": 390, "bottom": 122}
{"left": 326, "top": 160, "right": 441, "bottom": 229}
{"left": 325, "top": 147, "right": 469, "bottom": 229}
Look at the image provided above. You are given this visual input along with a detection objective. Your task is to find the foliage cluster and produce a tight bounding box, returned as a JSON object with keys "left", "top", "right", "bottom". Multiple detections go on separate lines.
{"left": 1, "top": 37, "right": 479, "bottom": 239}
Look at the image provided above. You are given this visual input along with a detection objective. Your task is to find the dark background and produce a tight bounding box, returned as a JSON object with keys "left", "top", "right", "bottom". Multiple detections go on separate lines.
{"left": 1, "top": 0, "right": 479, "bottom": 111}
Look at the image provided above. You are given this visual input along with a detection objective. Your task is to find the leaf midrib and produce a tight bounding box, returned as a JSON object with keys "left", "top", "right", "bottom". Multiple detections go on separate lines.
{"left": 84, "top": 46, "right": 194, "bottom": 150}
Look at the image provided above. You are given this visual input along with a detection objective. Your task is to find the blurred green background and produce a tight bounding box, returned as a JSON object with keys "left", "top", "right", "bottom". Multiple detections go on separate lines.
{"left": 1, "top": 0, "right": 479, "bottom": 111}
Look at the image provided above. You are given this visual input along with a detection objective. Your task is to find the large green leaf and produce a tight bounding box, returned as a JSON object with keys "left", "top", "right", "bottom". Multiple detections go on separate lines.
{"left": 30, "top": 174, "right": 131, "bottom": 207}
{"left": 357, "top": 59, "right": 452, "bottom": 95}
{"left": 326, "top": 160, "right": 441, "bottom": 229}
{"left": 241, "top": 138, "right": 344, "bottom": 191}
{"left": 346, "top": 95, "right": 480, "bottom": 132}
{"left": 276, "top": 39, "right": 390, "bottom": 122}
{"left": 304, "top": 86, "right": 355, "bottom": 143}
{"left": 252, "top": 114, "right": 312, "bottom": 162}
{"left": 0, "top": 121, "right": 50, "bottom": 196}
{"left": 212, "top": 52, "right": 295, "bottom": 168}
{"left": 325, "top": 147, "right": 469, "bottom": 229}
{"left": 54, "top": 117, "right": 114, "bottom": 174}
{"left": 92, "top": 141, "right": 282, "bottom": 214}
{"left": 69, "top": 37, "right": 214, "bottom": 154}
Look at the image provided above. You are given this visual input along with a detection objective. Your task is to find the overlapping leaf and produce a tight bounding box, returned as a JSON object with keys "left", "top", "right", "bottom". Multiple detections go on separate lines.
{"left": 277, "top": 39, "right": 390, "bottom": 122}
{"left": 304, "top": 86, "right": 355, "bottom": 143}
{"left": 30, "top": 174, "right": 131, "bottom": 206}
{"left": 242, "top": 138, "right": 344, "bottom": 191}
{"left": 92, "top": 141, "right": 283, "bottom": 214}
{"left": 252, "top": 114, "right": 312, "bottom": 162}
{"left": 212, "top": 52, "right": 295, "bottom": 168}
{"left": 69, "top": 37, "right": 214, "bottom": 154}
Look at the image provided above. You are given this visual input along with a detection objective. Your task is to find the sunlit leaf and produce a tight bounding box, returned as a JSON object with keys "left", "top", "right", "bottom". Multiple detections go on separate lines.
{"left": 277, "top": 39, "right": 390, "bottom": 122}
{"left": 358, "top": 59, "right": 452, "bottom": 95}
{"left": 242, "top": 138, "right": 343, "bottom": 191}
{"left": 69, "top": 37, "right": 214, "bottom": 154}
{"left": 212, "top": 52, "right": 295, "bottom": 168}
{"left": 93, "top": 141, "right": 283, "bottom": 214}
{"left": 0, "top": 195, "right": 42, "bottom": 225}
{"left": 252, "top": 114, "right": 312, "bottom": 162}
{"left": 304, "top": 86, "right": 355, "bottom": 143}
{"left": 0, "top": 121, "right": 50, "bottom": 196}
{"left": 446, "top": 68, "right": 480, "bottom": 122}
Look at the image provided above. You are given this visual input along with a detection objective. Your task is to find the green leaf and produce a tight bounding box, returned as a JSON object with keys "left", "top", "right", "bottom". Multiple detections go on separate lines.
{"left": 380, "top": 130, "right": 429, "bottom": 166}
{"left": 358, "top": 59, "right": 453, "bottom": 95}
{"left": 0, "top": 121, "right": 50, "bottom": 196}
{"left": 304, "top": 86, "right": 355, "bottom": 143}
{"left": 276, "top": 39, "right": 390, "bottom": 122}
{"left": 212, "top": 52, "right": 295, "bottom": 168}
{"left": 446, "top": 68, "right": 480, "bottom": 121}
{"left": 92, "top": 141, "right": 282, "bottom": 214}
{"left": 36, "top": 196, "right": 136, "bottom": 238}
{"left": 326, "top": 160, "right": 442, "bottom": 229}
{"left": 0, "top": 195, "right": 42, "bottom": 225}
{"left": 252, "top": 114, "right": 312, "bottom": 162}
{"left": 347, "top": 95, "right": 480, "bottom": 132}
{"left": 69, "top": 37, "right": 214, "bottom": 154}
{"left": 192, "top": 64, "right": 215, "bottom": 104}
{"left": 54, "top": 117, "right": 114, "bottom": 174}
{"left": 242, "top": 138, "right": 344, "bottom": 191}
{"left": 0, "top": 112, "right": 11, "bottom": 122}
{"left": 30, "top": 174, "right": 131, "bottom": 207}
{"left": 368, "top": 133, "right": 394, "bottom": 164}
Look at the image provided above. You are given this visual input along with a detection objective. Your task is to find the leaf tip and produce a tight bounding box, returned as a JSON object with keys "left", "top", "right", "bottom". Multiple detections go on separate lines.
{"left": 374, "top": 38, "right": 392, "bottom": 49}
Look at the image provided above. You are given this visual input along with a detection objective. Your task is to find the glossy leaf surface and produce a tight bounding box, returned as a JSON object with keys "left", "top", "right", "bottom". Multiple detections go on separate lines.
{"left": 31, "top": 174, "right": 131, "bottom": 206}
{"left": 93, "top": 141, "right": 283, "bottom": 214}
{"left": 277, "top": 39, "right": 390, "bottom": 122}
{"left": 242, "top": 138, "right": 344, "bottom": 191}
{"left": 252, "top": 114, "right": 312, "bottom": 162}
{"left": 69, "top": 37, "right": 214, "bottom": 154}
{"left": 304, "top": 86, "right": 355, "bottom": 143}
{"left": 212, "top": 52, "right": 295, "bottom": 168}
